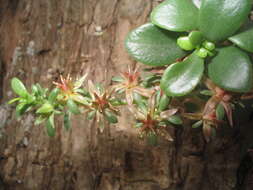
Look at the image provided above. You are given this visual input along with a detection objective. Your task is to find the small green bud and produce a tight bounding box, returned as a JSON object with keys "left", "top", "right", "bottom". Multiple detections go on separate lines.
{"left": 177, "top": 36, "right": 195, "bottom": 51}
{"left": 196, "top": 48, "right": 208, "bottom": 58}
{"left": 188, "top": 31, "right": 204, "bottom": 46}
{"left": 203, "top": 41, "right": 215, "bottom": 51}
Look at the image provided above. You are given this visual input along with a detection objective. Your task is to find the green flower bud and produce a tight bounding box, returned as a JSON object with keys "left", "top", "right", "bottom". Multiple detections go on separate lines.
{"left": 177, "top": 36, "right": 195, "bottom": 51}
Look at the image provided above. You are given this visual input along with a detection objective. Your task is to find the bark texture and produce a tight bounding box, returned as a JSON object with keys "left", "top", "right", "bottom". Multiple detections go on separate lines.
{"left": 0, "top": 0, "right": 252, "bottom": 190}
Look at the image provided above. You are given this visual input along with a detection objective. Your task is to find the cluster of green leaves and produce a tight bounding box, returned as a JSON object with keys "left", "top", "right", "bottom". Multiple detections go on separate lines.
{"left": 126, "top": 0, "right": 253, "bottom": 95}
{"left": 124, "top": 0, "right": 253, "bottom": 141}
{"left": 9, "top": 76, "right": 127, "bottom": 137}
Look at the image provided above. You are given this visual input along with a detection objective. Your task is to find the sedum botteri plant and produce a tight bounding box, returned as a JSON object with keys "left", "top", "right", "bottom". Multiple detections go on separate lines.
{"left": 7, "top": 0, "right": 253, "bottom": 144}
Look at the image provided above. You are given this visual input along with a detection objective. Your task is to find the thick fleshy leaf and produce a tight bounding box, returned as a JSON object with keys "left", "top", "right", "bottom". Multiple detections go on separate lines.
{"left": 216, "top": 104, "right": 225, "bottom": 121}
{"left": 48, "top": 88, "right": 60, "bottom": 104}
{"left": 192, "top": 120, "right": 203, "bottom": 128}
{"left": 46, "top": 114, "right": 55, "bottom": 137}
{"left": 160, "top": 52, "right": 204, "bottom": 96}
{"left": 158, "top": 94, "right": 171, "bottom": 112}
{"left": 151, "top": 0, "right": 199, "bottom": 32}
{"left": 64, "top": 112, "right": 71, "bottom": 131}
{"left": 208, "top": 47, "right": 253, "bottom": 92}
{"left": 199, "top": 0, "right": 251, "bottom": 41}
{"left": 168, "top": 115, "right": 183, "bottom": 125}
{"left": 125, "top": 23, "right": 186, "bottom": 66}
{"left": 105, "top": 110, "right": 118, "bottom": 124}
{"left": 229, "top": 27, "right": 253, "bottom": 53}
{"left": 36, "top": 102, "right": 54, "bottom": 114}
{"left": 67, "top": 99, "right": 80, "bottom": 114}
{"left": 11, "top": 78, "right": 29, "bottom": 98}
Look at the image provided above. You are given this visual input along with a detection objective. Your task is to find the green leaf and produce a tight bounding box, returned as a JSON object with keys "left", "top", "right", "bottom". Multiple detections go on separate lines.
{"left": 67, "top": 99, "right": 80, "bottom": 114}
{"left": 151, "top": 0, "right": 199, "bottom": 32}
{"left": 87, "top": 110, "right": 96, "bottom": 120}
{"left": 216, "top": 104, "right": 225, "bottom": 121}
{"left": 208, "top": 46, "right": 253, "bottom": 92}
{"left": 189, "top": 31, "right": 204, "bottom": 46}
{"left": 75, "top": 89, "right": 89, "bottom": 96}
{"left": 46, "top": 114, "right": 55, "bottom": 137}
{"left": 16, "top": 102, "right": 31, "bottom": 117}
{"left": 134, "top": 122, "right": 143, "bottom": 128}
{"left": 229, "top": 27, "right": 253, "bottom": 53}
{"left": 111, "top": 76, "right": 124, "bottom": 82}
{"left": 8, "top": 97, "right": 21, "bottom": 104}
{"left": 192, "top": 120, "right": 203, "bottom": 128}
{"left": 48, "top": 88, "right": 60, "bottom": 104}
{"left": 199, "top": 0, "right": 251, "bottom": 41}
{"left": 177, "top": 36, "right": 195, "bottom": 51}
{"left": 200, "top": 90, "right": 213, "bottom": 96}
{"left": 64, "top": 112, "right": 71, "bottom": 130}
{"left": 105, "top": 110, "right": 118, "bottom": 124}
{"left": 161, "top": 52, "right": 204, "bottom": 96}
{"left": 202, "top": 41, "right": 215, "bottom": 51}
{"left": 11, "top": 78, "right": 29, "bottom": 98}
{"left": 125, "top": 23, "right": 186, "bottom": 66}
{"left": 36, "top": 102, "right": 54, "bottom": 114}
{"left": 158, "top": 94, "right": 171, "bottom": 112}
{"left": 35, "top": 116, "right": 47, "bottom": 125}
{"left": 196, "top": 48, "right": 209, "bottom": 58}
{"left": 109, "top": 99, "right": 127, "bottom": 106}
{"left": 31, "top": 84, "right": 39, "bottom": 95}
{"left": 74, "top": 75, "right": 87, "bottom": 89}
{"left": 168, "top": 115, "right": 183, "bottom": 125}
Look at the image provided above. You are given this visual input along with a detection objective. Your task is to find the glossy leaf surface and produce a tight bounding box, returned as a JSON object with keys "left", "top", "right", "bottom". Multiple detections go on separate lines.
{"left": 125, "top": 23, "right": 186, "bottom": 66}
{"left": 46, "top": 114, "right": 55, "bottom": 137}
{"left": 67, "top": 99, "right": 80, "bottom": 114}
{"left": 11, "top": 78, "right": 29, "bottom": 98}
{"left": 64, "top": 112, "right": 71, "bottom": 131}
{"left": 161, "top": 52, "right": 204, "bottom": 96}
{"left": 229, "top": 27, "right": 253, "bottom": 53}
{"left": 199, "top": 0, "right": 251, "bottom": 41}
{"left": 208, "top": 47, "right": 253, "bottom": 92}
{"left": 151, "top": 0, "right": 199, "bottom": 32}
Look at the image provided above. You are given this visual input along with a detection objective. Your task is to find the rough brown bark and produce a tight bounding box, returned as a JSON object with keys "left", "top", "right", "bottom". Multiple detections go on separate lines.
{"left": 0, "top": 0, "right": 252, "bottom": 189}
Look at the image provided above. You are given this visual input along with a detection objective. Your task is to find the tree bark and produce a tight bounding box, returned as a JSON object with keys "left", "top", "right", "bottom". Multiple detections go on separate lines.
{"left": 0, "top": 0, "right": 252, "bottom": 189}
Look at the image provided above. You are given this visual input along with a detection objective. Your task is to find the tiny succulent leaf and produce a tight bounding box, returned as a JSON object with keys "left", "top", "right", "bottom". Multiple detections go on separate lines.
{"left": 151, "top": 0, "right": 199, "bottom": 32}
{"left": 188, "top": 31, "right": 204, "bottom": 46}
{"left": 16, "top": 103, "right": 31, "bottom": 117}
{"left": 87, "top": 110, "right": 96, "bottom": 120}
{"left": 168, "top": 115, "right": 183, "bottom": 125}
{"left": 177, "top": 36, "right": 195, "bottom": 51}
{"left": 8, "top": 97, "right": 21, "bottom": 104}
{"left": 48, "top": 88, "right": 60, "bottom": 104}
{"left": 46, "top": 114, "right": 55, "bottom": 137}
{"left": 35, "top": 116, "right": 47, "bottom": 125}
{"left": 229, "top": 27, "right": 253, "bottom": 53}
{"left": 125, "top": 23, "right": 186, "bottom": 66}
{"left": 158, "top": 94, "right": 171, "bottom": 112}
{"left": 192, "top": 120, "right": 203, "bottom": 128}
{"left": 199, "top": 0, "right": 251, "bottom": 41}
{"left": 11, "top": 78, "right": 29, "bottom": 98}
{"left": 64, "top": 112, "right": 71, "bottom": 131}
{"left": 105, "top": 110, "right": 118, "bottom": 124}
{"left": 216, "top": 104, "right": 225, "bottom": 121}
{"left": 67, "top": 99, "right": 80, "bottom": 114}
{"left": 208, "top": 46, "right": 253, "bottom": 92}
{"left": 161, "top": 52, "right": 204, "bottom": 96}
{"left": 36, "top": 102, "right": 54, "bottom": 114}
